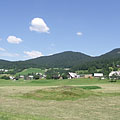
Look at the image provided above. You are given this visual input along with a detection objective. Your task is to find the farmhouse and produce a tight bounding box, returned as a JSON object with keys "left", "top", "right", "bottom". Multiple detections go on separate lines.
{"left": 0, "top": 69, "right": 8, "bottom": 72}
{"left": 9, "top": 76, "right": 15, "bottom": 80}
{"left": 20, "top": 75, "right": 24, "bottom": 79}
{"left": 5, "top": 70, "right": 8, "bottom": 72}
{"left": 68, "top": 72, "right": 80, "bottom": 79}
{"left": 28, "top": 75, "right": 34, "bottom": 80}
{"left": 109, "top": 71, "right": 120, "bottom": 77}
{"left": 84, "top": 74, "right": 93, "bottom": 78}
{"left": 0, "top": 69, "right": 4, "bottom": 71}
{"left": 94, "top": 73, "right": 103, "bottom": 78}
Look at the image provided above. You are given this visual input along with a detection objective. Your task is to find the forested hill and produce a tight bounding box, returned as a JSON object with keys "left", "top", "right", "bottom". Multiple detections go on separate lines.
{"left": 0, "top": 59, "right": 13, "bottom": 69}
{"left": 26, "top": 51, "right": 92, "bottom": 68}
{"left": 0, "top": 48, "right": 120, "bottom": 70}
{"left": 72, "top": 48, "right": 120, "bottom": 70}
{"left": 98, "top": 48, "right": 120, "bottom": 59}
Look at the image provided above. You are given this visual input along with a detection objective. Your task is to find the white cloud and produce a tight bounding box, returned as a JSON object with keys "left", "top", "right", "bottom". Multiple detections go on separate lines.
{"left": 48, "top": 53, "right": 53, "bottom": 56}
{"left": 76, "top": 32, "right": 83, "bottom": 36}
{"left": 0, "top": 52, "right": 19, "bottom": 57}
{"left": 0, "top": 47, "right": 19, "bottom": 58}
{"left": 7, "top": 36, "right": 23, "bottom": 44}
{"left": 29, "top": 18, "right": 50, "bottom": 33}
{"left": 24, "top": 50, "right": 43, "bottom": 58}
{"left": 0, "top": 47, "right": 6, "bottom": 51}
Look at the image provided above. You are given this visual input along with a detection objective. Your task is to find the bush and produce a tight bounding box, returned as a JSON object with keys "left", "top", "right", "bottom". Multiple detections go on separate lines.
{"left": 15, "top": 76, "right": 19, "bottom": 80}
{"left": 1, "top": 75, "right": 10, "bottom": 80}
{"left": 33, "top": 75, "right": 40, "bottom": 80}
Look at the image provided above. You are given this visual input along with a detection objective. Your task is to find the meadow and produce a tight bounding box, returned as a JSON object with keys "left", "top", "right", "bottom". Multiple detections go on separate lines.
{"left": 0, "top": 78, "right": 110, "bottom": 86}
{"left": 0, "top": 78, "right": 120, "bottom": 120}
{"left": 15, "top": 68, "right": 45, "bottom": 76}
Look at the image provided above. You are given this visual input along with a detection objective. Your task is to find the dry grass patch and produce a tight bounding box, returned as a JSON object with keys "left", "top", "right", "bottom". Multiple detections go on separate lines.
{"left": 0, "top": 84, "right": 120, "bottom": 120}
{"left": 22, "top": 86, "right": 101, "bottom": 101}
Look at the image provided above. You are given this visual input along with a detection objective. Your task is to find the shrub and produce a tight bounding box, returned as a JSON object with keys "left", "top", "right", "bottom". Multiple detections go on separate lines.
{"left": 1, "top": 75, "right": 10, "bottom": 80}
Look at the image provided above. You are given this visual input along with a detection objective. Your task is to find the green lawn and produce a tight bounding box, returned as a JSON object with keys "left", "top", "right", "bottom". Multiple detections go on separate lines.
{"left": 0, "top": 78, "right": 112, "bottom": 86}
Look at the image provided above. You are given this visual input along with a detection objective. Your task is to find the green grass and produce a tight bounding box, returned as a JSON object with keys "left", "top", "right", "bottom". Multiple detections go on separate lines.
{"left": 22, "top": 86, "right": 101, "bottom": 101}
{"left": 21, "top": 85, "right": 120, "bottom": 102}
{"left": 15, "top": 68, "right": 45, "bottom": 76}
{"left": 76, "top": 69, "right": 102, "bottom": 74}
{"left": 79, "top": 86, "right": 101, "bottom": 89}
{"left": 76, "top": 70, "right": 88, "bottom": 74}
{"left": 21, "top": 85, "right": 120, "bottom": 101}
{"left": 0, "top": 78, "right": 111, "bottom": 86}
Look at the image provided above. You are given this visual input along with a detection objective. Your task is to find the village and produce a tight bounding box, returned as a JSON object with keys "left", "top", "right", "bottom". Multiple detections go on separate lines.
{"left": 0, "top": 68, "right": 120, "bottom": 81}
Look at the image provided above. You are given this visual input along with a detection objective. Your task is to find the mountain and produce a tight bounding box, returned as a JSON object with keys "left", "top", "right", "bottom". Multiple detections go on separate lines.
{"left": 0, "top": 48, "right": 120, "bottom": 70}
{"left": 26, "top": 51, "right": 92, "bottom": 68}
{"left": 99, "top": 48, "right": 120, "bottom": 59}
{"left": 0, "top": 59, "right": 14, "bottom": 69}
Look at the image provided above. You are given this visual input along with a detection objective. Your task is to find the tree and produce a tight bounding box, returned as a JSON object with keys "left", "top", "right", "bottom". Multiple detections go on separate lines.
{"left": 45, "top": 68, "right": 68, "bottom": 79}
{"left": 88, "top": 66, "right": 97, "bottom": 74}
{"left": 33, "top": 75, "right": 40, "bottom": 80}
{"left": 15, "top": 76, "right": 19, "bottom": 80}
{"left": 61, "top": 73, "right": 68, "bottom": 79}
{"left": 1, "top": 75, "right": 10, "bottom": 80}
{"left": 102, "top": 65, "right": 111, "bottom": 77}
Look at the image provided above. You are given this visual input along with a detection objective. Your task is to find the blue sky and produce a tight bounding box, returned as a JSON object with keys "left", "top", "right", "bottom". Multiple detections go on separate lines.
{"left": 0, "top": 0, "right": 120, "bottom": 61}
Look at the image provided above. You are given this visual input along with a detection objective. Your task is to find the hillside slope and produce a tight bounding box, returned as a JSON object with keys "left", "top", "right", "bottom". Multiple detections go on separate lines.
{"left": 26, "top": 51, "right": 92, "bottom": 68}
{"left": 0, "top": 48, "right": 120, "bottom": 70}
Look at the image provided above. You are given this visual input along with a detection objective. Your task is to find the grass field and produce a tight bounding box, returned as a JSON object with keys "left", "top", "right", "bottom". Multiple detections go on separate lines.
{"left": 0, "top": 78, "right": 120, "bottom": 120}
{"left": 15, "top": 68, "right": 45, "bottom": 76}
{"left": 0, "top": 78, "right": 113, "bottom": 86}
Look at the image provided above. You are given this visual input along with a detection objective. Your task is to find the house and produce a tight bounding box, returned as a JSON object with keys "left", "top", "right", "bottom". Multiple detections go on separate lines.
{"left": 28, "top": 75, "right": 34, "bottom": 80}
{"left": 109, "top": 71, "right": 120, "bottom": 77}
{"left": 64, "top": 68, "right": 70, "bottom": 70}
{"left": 4, "top": 70, "right": 8, "bottom": 72}
{"left": 9, "top": 76, "right": 15, "bottom": 80}
{"left": 42, "top": 75, "right": 46, "bottom": 79}
{"left": 84, "top": 74, "right": 93, "bottom": 78}
{"left": 94, "top": 73, "right": 103, "bottom": 78}
{"left": 0, "top": 69, "right": 4, "bottom": 71}
{"left": 20, "top": 75, "right": 24, "bottom": 79}
{"left": 36, "top": 73, "right": 42, "bottom": 75}
{"left": 109, "top": 71, "right": 120, "bottom": 81}
{"left": 68, "top": 72, "right": 80, "bottom": 79}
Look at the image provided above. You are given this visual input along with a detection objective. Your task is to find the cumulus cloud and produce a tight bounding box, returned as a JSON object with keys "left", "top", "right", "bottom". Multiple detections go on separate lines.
{"left": 0, "top": 47, "right": 6, "bottom": 51}
{"left": 76, "top": 32, "right": 83, "bottom": 36}
{"left": 24, "top": 50, "right": 43, "bottom": 58}
{"left": 7, "top": 36, "right": 23, "bottom": 44}
{"left": 29, "top": 18, "right": 50, "bottom": 33}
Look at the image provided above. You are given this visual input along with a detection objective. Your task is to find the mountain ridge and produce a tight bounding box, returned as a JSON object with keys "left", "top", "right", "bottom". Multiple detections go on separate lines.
{"left": 0, "top": 48, "right": 120, "bottom": 70}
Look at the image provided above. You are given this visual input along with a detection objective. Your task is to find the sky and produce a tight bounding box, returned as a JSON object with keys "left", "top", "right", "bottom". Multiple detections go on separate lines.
{"left": 0, "top": 0, "right": 120, "bottom": 61}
